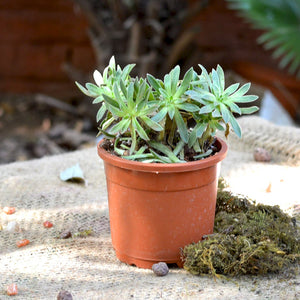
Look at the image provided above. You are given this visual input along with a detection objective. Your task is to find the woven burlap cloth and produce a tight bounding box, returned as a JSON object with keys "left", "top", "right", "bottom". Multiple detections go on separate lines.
{"left": 1, "top": 116, "right": 299, "bottom": 299}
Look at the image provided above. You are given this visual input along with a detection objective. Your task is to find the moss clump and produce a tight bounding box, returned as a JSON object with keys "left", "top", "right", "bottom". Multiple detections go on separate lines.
{"left": 182, "top": 180, "right": 300, "bottom": 276}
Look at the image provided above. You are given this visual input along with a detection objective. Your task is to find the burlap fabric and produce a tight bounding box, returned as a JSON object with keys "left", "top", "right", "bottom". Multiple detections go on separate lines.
{"left": 1, "top": 116, "right": 299, "bottom": 299}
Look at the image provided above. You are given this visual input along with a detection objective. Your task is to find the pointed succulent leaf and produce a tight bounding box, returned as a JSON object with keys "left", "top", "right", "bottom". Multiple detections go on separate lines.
{"left": 177, "top": 103, "right": 199, "bottom": 112}
{"left": 212, "top": 109, "right": 221, "bottom": 118}
{"left": 121, "top": 63, "right": 135, "bottom": 81}
{"left": 102, "top": 94, "right": 120, "bottom": 109}
{"left": 198, "top": 65, "right": 211, "bottom": 85}
{"left": 151, "top": 107, "right": 168, "bottom": 122}
{"left": 140, "top": 116, "right": 163, "bottom": 131}
{"left": 220, "top": 104, "right": 231, "bottom": 124}
{"left": 199, "top": 104, "right": 215, "bottom": 114}
{"left": 92, "top": 95, "right": 104, "bottom": 104}
{"left": 130, "top": 124, "right": 137, "bottom": 154}
{"left": 109, "top": 56, "right": 116, "bottom": 70}
{"left": 148, "top": 141, "right": 182, "bottom": 163}
{"left": 224, "top": 83, "right": 240, "bottom": 95}
{"left": 194, "top": 149, "right": 213, "bottom": 159}
{"left": 168, "top": 105, "right": 176, "bottom": 120}
{"left": 147, "top": 74, "right": 162, "bottom": 92}
{"left": 136, "top": 80, "right": 147, "bottom": 105}
{"left": 171, "top": 65, "right": 180, "bottom": 95}
{"left": 174, "top": 67, "right": 194, "bottom": 98}
{"left": 75, "top": 81, "right": 93, "bottom": 97}
{"left": 85, "top": 83, "right": 102, "bottom": 97}
{"left": 93, "top": 70, "right": 103, "bottom": 86}
{"left": 186, "top": 90, "right": 212, "bottom": 104}
{"left": 216, "top": 65, "right": 225, "bottom": 91}
{"left": 96, "top": 103, "right": 107, "bottom": 122}
{"left": 231, "top": 83, "right": 251, "bottom": 98}
{"left": 127, "top": 82, "right": 135, "bottom": 110}
{"left": 173, "top": 140, "right": 185, "bottom": 156}
{"left": 120, "top": 79, "right": 127, "bottom": 98}
{"left": 233, "top": 95, "right": 259, "bottom": 103}
{"left": 240, "top": 106, "right": 259, "bottom": 114}
{"left": 211, "top": 69, "right": 221, "bottom": 93}
{"left": 188, "top": 123, "right": 206, "bottom": 147}
{"left": 174, "top": 109, "right": 188, "bottom": 143}
{"left": 132, "top": 118, "right": 149, "bottom": 141}
{"left": 159, "top": 88, "right": 170, "bottom": 99}
{"left": 102, "top": 116, "right": 115, "bottom": 130}
{"left": 226, "top": 101, "right": 241, "bottom": 114}
{"left": 229, "top": 113, "right": 242, "bottom": 138}
{"left": 110, "top": 119, "right": 130, "bottom": 134}
{"left": 164, "top": 73, "right": 172, "bottom": 97}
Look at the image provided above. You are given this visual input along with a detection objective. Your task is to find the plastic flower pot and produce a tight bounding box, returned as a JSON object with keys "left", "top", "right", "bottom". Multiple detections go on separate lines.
{"left": 97, "top": 138, "right": 228, "bottom": 269}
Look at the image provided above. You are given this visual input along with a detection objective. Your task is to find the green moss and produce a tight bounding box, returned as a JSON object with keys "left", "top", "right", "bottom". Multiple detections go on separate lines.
{"left": 182, "top": 179, "right": 300, "bottom": 276}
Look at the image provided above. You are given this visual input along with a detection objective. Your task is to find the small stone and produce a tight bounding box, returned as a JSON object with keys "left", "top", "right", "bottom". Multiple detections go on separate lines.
{"left": 43, "top": 221, "right": 53, "bottom": 228}
{"left": 3, "top": 207, "right": 16, "bottom": 215}
{"left": 60, "top": 230, "right": 72, "bottom": 239}
{"left": 6, "top": 221, "right": 20, "bottom": 232}
{"left": 57, "top": 290, "right": 73, "bottom": 300}
{"left": 254, "top": 148, "right": 271, "bottom": 162}
{"left": 152, "top": 262, "right": 169, "bottom": 276}
{"left": 16, "top": 239, "right": 30, "bottom": 248}
{"left": 7, "top": 283, "right": 18, "bottom": 296}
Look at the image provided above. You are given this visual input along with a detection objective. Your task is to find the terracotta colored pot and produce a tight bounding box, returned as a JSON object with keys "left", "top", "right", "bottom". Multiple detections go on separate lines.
{"left": 97, "top": 138, "right": 228, "bottom": 269}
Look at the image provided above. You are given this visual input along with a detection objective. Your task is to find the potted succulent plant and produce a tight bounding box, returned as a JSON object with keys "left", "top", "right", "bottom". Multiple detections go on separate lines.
{"left": 76, "top": 56, "right": 258, "bottom": 269}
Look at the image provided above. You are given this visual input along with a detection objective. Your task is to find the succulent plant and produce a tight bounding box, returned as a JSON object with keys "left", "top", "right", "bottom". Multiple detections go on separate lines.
{"left": 76, "top": 56, "right": 259, "bottom": 163}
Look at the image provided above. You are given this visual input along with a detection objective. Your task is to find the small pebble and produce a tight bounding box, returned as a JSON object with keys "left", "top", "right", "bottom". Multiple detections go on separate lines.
{"left": 6, "top": 221, "right": 20, "bottom": 232}
{"left": 43, "top": 221, "right": 53, "bottom": 228}
{"left": 16, "top": 239, "right": 30, "bottom": 248}
{"left": 60, "top": 230, "right": 72, "bottom": 239}
{"left": 152, "top": 262, "right": 169, "bottom": 276}
{"left": 7, "top": 283, "right": 18, "bottom": 296}
{"left": 3, "top": 207, "right": 16, "bottom": 215}
{"left": 254, "top": 148, "right": 271, "bottom": 162}
{"left": 57, "top": 290, "right": 73, "bottom": 300}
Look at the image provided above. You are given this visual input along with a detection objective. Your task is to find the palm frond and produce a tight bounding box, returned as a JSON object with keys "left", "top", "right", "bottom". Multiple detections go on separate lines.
{"left": 227, "top": 0, "right": 300, "bottom": 77}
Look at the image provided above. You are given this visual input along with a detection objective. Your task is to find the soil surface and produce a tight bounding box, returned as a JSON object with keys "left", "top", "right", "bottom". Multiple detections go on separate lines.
{"left": 0, "top": 94, "right": 98, "bottom": 164}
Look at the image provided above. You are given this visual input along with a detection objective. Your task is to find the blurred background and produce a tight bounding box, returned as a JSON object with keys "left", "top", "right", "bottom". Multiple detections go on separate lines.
{"left": 0, "top": 0, "right": 299, "bottom": 164}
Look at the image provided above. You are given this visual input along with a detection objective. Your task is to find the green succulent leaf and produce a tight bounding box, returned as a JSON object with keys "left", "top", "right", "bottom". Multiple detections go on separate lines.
{"left": 174, "top": 109, "right": 188, "bottom": 143}
{"left": 177, "top": 103, "right": 200, "bottom": 112}
{"left": 140, "top": 116, "right": 163, "bottom": 131}
{"left": 110, "top": 119, "right": 130, "bottom": 135}
{"left": 152, "top": 106, "right": 168, "bottom": 122}
{"left": 86, "top": 83, "right": 102, "bottom": 97}
{"left": 174, "top": 67, "right": 194, "bottom": 98}
{"left": 229, "top": 113, "right": 242, "bottom": 138}
{"left": 133, "top": 118, "right": 149, "bottom": 141}
{"left": 224, "top": 83, "right": 240, "bottom": 95}
{"left": 240, "top": 106, "right": 259, "bottom": 114}
{"left": 147, "top": 74, "right": 162, "bottom": 92}
{"left": 96, "top": 103, "right": 107, "bottom": 122}
{"left": 75, "top": 81, "right": 92, "bottom": 97}
{"left": 148, "top": 141, "right": 182, "bottom": 163}
{"left": 188, "top": 123, "right": 207, "bottom": 148}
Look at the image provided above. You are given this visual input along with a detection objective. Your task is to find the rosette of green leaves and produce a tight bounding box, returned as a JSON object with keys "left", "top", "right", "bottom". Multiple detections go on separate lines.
{"left": 101, "top": 78, "right": 163, "bottom": 155}
{"left": 186, "top": 64, "right": 259, "bottom": 149}
{"left": 147, "top": 66, "right": 199, "bottom": 145}
{"left": 75, "top": 56, "right": 135, "bottom": 125}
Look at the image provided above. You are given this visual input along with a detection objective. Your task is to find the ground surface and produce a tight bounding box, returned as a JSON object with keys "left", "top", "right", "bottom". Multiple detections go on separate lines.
{"left": 1, "top": 127, "right": 299, "bottom": 299}
{"left": 0, "top": 94, "right": 97, "bottom": 164}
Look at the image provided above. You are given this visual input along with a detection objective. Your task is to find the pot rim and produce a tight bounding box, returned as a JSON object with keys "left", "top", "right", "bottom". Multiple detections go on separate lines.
{"left": 97, "top": 137, "right": 228, "bottom": 173}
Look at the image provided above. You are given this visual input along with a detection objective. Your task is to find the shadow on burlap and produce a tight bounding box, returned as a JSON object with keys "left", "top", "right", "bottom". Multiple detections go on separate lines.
{"left": 0, "top": 116, "right": 299, "bottom": 299}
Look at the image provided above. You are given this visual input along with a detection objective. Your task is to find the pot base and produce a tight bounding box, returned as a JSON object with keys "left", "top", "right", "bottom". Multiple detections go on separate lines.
{"left": 115, "top": 251, "right": 183, "bottom": 269}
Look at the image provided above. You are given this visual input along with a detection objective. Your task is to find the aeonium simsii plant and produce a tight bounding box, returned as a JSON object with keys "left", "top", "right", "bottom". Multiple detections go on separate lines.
{"left": 76, "top": 57, "right": 259, "bottom": 163}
